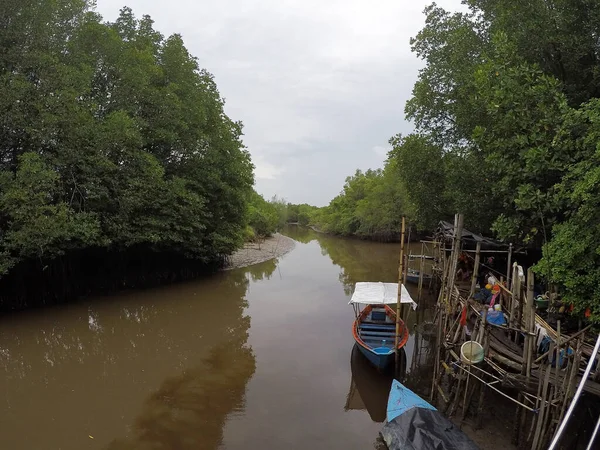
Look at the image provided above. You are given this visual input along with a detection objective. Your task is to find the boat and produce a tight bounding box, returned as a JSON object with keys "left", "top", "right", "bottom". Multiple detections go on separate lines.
{"left": 349, "top": 282, "right": 417, "bottom": 371}
{"left": 405, "top": 254, "right": 434, "bottom": 285}
{"left": 405, "top": 268, "right": 432, "bottom": 285}
{"left": 381, "top": 379, "right": 480, "bottom": 450}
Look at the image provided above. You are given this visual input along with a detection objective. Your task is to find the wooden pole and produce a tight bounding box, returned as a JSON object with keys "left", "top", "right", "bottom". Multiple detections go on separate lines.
{"left": 532, "top": 363, "right": 553, "bottom": 450}
{"left": 446, "top": 214, "right": 464, "bottom": 306}
{"left": 514, "top": 264, "right": 523, "bottom": 343}
{"left": 527, "top": 268, "right": 535, "bottom": 378}
{"left": 506, "top": 243, "right": 513, "bottom": 286}
{"left": 418, "top": 242, "right": 425, "bottom": 302}
{"left": 509, "top": 263, "right": 518, "bottom": 330}
{"left": 402, "top": 254, "right": 410, "bottom": 320}
{"left": 395, "top": 217, "right": 406, "bottom": 376}
{"left": 470, "top": 241, "right": 481, "bottom": 299}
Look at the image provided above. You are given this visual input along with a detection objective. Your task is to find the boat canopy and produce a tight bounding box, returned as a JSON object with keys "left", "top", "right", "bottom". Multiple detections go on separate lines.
{"left": 349, "top": 282, "right": 417, "bottom": 310}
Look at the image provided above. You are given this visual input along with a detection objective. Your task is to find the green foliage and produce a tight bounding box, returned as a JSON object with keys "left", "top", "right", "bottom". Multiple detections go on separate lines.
{"left": 0, "top": 2, "right": 254, "bottom": 277}
{"left": 534, "top": 100, "right": 600, "bottom": 322}
{"left": 0, "top": 153, "right": 100, "bottom": 270}
{"left": 470, "top": 33, "right": 571, "bottom": 243}
{"left": 247, "top": 192, "right": 278, "bottom": 240}
{"left": 311, "top": 167, "right": 411, "bottom": 240}
{"left": 406, "top": 4, "right": 488, "bottom": 147}
{"left": 286, "top": 203, "right": 319, "bottom": 226}
{"left": 268, "top": 195, "right": 289, "bottom": 229}
{"left": 388, "top": 134, "right": 446, "bottom": 231}
{"left": 468, "top": 0, "right": 600, "bottom": 106}
{"left": 396, "top": 1, "right": 600, "bottom": 319}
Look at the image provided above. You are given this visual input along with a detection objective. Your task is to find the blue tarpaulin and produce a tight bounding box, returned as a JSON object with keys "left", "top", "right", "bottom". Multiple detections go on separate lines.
{"left": 381, "top": 380, "right": 480, "bottom": 450}
{"left": 486, "top": 310, "right": 506, "bottom": 326}
{"left": 387, "top": 379, "right": 436, "bottom": 422}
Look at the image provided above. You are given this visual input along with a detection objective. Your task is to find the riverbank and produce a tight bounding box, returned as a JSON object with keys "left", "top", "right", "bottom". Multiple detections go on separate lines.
{"left": 226, "top": 233, "right": 296, "bottom": 270}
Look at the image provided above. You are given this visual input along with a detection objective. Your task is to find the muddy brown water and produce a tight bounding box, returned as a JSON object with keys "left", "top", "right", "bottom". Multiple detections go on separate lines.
{"left": 1, "top": 226, "right": 513, "bottom": 450}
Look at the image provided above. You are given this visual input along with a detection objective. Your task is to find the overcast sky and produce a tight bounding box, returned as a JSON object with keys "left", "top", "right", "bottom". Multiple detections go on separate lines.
{"left": 95, "top": 0, "right": 463, "bottom": 206}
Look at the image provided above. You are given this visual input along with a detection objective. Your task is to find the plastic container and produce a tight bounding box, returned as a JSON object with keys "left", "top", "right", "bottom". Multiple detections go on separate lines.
{"left": 460, "top": 341, "right": 484, "bottom": 365}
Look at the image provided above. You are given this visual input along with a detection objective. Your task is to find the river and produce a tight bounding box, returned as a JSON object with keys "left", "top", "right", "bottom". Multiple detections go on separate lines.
{"left": 1, "top": 226, "right": 511, "bottom": 450}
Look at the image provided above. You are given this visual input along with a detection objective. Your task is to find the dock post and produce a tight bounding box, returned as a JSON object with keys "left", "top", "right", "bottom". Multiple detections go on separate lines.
{"left": 418, "top": 242, "right": 425, "bottom": 302}
{"left": 506, "top": 243, "right": 513, "bottom": 286}
{"left": 526, "top": 268, "right": 535, "bottom": 377}
{"left": 395, "top": 217, "right": 406, "bottom": 377}
{"left": 469, "top": 241, "right": 481, "bottom": 299}
{"left": 509, "top": 263, "right": 518, "bottom": 331}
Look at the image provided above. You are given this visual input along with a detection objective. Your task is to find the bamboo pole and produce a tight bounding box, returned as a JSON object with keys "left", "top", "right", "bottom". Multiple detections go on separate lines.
{"left": 509, "top": 263, "right": 518, "bottom": 330}
{"left": 395, "top": 217, "right": 406, "bottom": 376}
{"left": 557, "top": 338, "right": 582, "bottom": 427}
{"left": 555, "top": 320, "right": 561, "bottom": 386}
{"left": 418, "top": 242, "right": 425, "bottom": 302}
{"left": 527, "top": 363, "right": 545, "bottom": 442}
{"left": 431, "top": 307, "right": 443, "bottom": 403}
{"left": 522, "top": 288, "right": 530, "bottom": 375}
{"left": 461, "top": 249, "right": 520, "bottom": 254}
{"left": 532, "top": 363, "right": 553, "bottom": 450}
{"left": 475, "top": 322, "right": 490, "bottom": 429}
{"left": 452, "top": 362, "right": 536, "bottom": 411}
{"left": 445, "top": 214, "right": 463, "bottom": 309}
{"left": 515, "top": 271, "right": 524, "bottom": 344}
{"left": 470, "top": 241, "right": 481, "bottom": 299}
{"left": 525, "top": 268, "right": 535, "bottom": 377}
{"left": 506, "top": 243, "right": 513, "bottom": 286}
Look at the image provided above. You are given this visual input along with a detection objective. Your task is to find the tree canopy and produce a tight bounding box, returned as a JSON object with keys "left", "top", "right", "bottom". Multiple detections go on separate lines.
{"left": 0, "top": 2, "right": 254, "bottom": 297}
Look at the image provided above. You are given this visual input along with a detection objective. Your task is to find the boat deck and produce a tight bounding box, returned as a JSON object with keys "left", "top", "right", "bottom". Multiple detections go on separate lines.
{"left": 359, "top": 312, "right": 396, "bottom": 350}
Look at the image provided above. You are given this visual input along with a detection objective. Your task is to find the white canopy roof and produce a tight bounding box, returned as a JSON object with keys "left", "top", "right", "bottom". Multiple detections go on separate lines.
{"left": 349, "top": 282, "right": 417, "bottom": 310}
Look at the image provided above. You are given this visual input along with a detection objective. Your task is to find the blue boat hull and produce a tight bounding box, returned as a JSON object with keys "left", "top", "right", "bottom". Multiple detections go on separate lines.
{"left": 406, "top": 270, "right": 432, "bottom": 285}
{"left": 355, "top": 340, "right": 395, "bottom": 370}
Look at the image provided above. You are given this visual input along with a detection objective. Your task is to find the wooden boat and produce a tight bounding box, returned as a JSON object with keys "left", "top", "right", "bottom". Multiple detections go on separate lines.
{"left": 349, "top": 282, "right": 417, "bottom": 371}
{"left": 405, "top": 268, "right": 432, "bottom": 285}
{"left": 352, "top": 304, "right": 408, "bottom": 370}
{"left": 405, "top": 254, "right": 434, "bottom": 284}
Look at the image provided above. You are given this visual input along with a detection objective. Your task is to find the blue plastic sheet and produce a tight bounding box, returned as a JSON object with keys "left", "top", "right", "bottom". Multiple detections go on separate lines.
{"left": 382, "top": 381, "right": 480, "bottom": 450}
{"left": 387, "top": 380, "right": 436, "bottom": 423}
{"left": 486, "top": 310, "right": 506, "bottom": 326}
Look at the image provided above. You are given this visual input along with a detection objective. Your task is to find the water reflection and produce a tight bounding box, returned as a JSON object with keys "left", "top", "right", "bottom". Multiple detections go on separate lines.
{"left": 284, "top": 226, "right": 401, "bottom": 295}
{"left": 244, "top": 256, "right": 278, "bottom": 282}
{"left": 345, "top": 345, "right": 405, "bottom": 423}
{"left": 0, "top": 268, "right": 256, "bottom": 450}
{"left": 106, "top": 343, "right": 255, "bottom": 450}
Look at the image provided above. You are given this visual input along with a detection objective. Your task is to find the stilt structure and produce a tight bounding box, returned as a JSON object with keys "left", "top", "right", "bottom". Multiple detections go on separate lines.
{"left": 423, "top": 213, "right": 600, "bottom": 450}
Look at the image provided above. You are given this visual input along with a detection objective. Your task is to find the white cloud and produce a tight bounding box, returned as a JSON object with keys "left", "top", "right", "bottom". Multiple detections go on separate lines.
{"left": 95, "top": 0, "right": 465, "bottom": 205}
{"left": 252, "top": 156, "right": 285, "bottom": 181}
{"left": 372, "top": 146, "right": 389, "bottom": 158}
